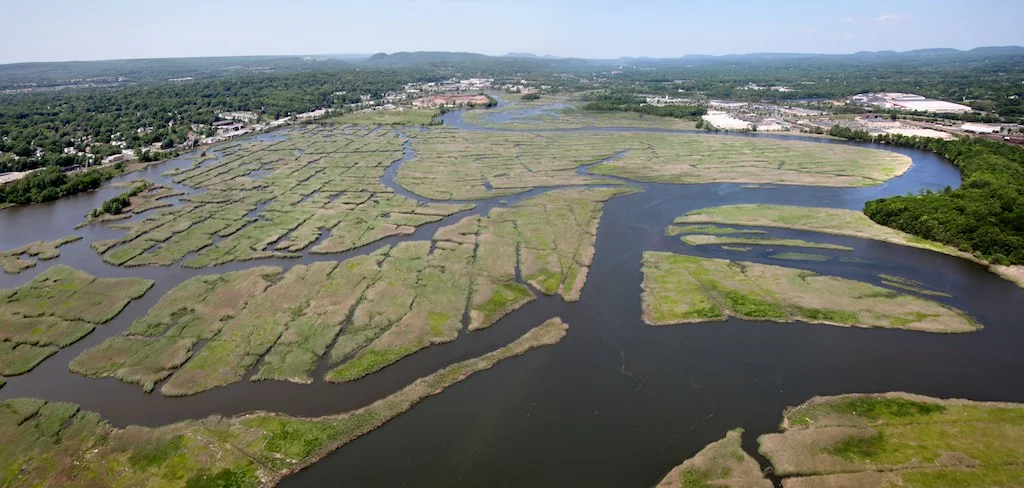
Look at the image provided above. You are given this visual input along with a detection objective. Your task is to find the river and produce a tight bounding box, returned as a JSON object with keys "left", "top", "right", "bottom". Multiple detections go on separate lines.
{"left": 2, "top": 105, "right": 1022, "bottom": 487}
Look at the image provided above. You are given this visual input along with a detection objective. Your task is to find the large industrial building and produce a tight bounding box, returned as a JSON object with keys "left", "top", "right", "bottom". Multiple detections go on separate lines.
{"left": 851, "top": 93, "right": 973, "bottom": 114}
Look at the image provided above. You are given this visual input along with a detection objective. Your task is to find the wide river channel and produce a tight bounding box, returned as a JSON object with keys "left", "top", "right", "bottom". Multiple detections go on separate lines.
{"left": 2, "top": 106, "right": 1023, "bottom": 487}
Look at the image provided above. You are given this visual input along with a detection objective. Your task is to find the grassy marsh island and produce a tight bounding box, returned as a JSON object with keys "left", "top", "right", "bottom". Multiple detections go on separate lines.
{"left": 679, "top": 234, "right": 853, "bottom": 251}
{"left": 668, "top": 223, "right": 852, "bottom": 251}
{"left": 462, "top": 101, "right": 699, "bottom": 130}
{"left": 0, "top": 266, "right": 153, "bottom": 376}
{"left": 3, "top": 317, "right": 568, "bottom": 487}
{"left": 0, "top": 235, "right": 81, "bottom": 274}
{"left": 677, "top": 204, "right": 955, "bottom": 252}
{"left": 92, "top": 126, "right": 473, "bottom": 267}
{"left": 640, "top": 252, "right": 978, "bottom": 332}
{"left": 676, "top": 204, "right": 1024, "bottom": 288}
{"left": 770, "top": 252, "right": 833, "bottom": 262}
{"left": 666, "top": 224, "right": 767, "bottom": 236}
{"left": 326, "top": 108, "right": 440, "bottom": 126}
{"left": 399, "top": 131, "right": 910, "bottom": 201}
{"left": 79, "top": 180, "right": 182, "bottom": 227}
{"left": 879, "top": 274, "right": 952, "bottom": 298}
{"left": 439, "top": 186, "right": 633, "bottom": 305}
{"left": 588, "top": 133, "right": 911, "bottom": 187}
{"left": 73, "top": 188, "right": 618, "bottom": 394}
{"left": 759, "top": 393, "right": 1024, "bottom": 487}
{"left": 326, "top": 187, "right": 619, "bottom": 382}
{"left": 656, "top": 428, "right": 772, "bottom": 488}
{"left": 664, "top": 393, "right": 1024, "bottom": 488}
{"left": 395, "top": 128, "right": 630, "bottom": 200}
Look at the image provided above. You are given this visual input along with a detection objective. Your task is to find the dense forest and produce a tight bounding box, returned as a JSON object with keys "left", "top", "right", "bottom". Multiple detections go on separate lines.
{"left": 857, "top": 135, "right": 1024, "bottom": 264}
{"left": 0, "top": 164, "right": 121, "bottom": 205}
{"left": 0, "top": 68, "right": 428, "bottom": 173}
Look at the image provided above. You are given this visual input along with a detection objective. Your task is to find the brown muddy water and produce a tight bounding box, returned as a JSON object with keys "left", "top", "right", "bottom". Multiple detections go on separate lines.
{"left": 3, "top": 113, "right": 1023, "bottom": 487}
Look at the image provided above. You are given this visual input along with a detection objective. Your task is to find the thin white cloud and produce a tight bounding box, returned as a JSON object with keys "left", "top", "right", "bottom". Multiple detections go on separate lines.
{"left": 803, "top": 27, "right": 818, "bottom": 36}
{"left": 876, "top": 14, "right": 903, "bottom": 22}
{"left": 839, "top": 17, "right": 854, "bottom": 23}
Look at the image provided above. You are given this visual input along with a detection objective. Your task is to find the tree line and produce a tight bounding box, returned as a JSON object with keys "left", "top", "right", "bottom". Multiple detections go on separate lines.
{"left": 581, "top": 93, "right": 706, "bottom": 119}
{"left": 0, "top": 164, "right": 122, "bottom": 205}
{"left": 828, "top": 129, "right": 1024, "bottom": 264}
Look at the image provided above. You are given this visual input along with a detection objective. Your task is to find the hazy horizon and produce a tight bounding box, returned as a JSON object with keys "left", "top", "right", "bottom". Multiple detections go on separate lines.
{"left": 5, "top": 45, "right": 1024, "bottom": 66}
{"left": 1, "top": 0, "right": 1022, "bottom": 64}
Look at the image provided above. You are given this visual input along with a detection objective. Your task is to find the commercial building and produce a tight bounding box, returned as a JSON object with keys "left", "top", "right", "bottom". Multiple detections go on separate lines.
{"left": 883, "top": 128, "right": 954, "bottom": 140}
{"left": 702, "top": 111, "right": 752, "bottom": 130}
{"left": 215, "top": 122, "right": 246, "bottom": 134}
{"left": 960, "top": 123, "right": 1001, "bottom": 134}
{"left": 102, "top": 149, "right": 137, "bottom": 165}
{"left": 708, "top": 100, "right": 748, "bottom": 110}
{"left": 296, "top": 109, "right": 329, "bottom": 120}
{"left": 850, "top": 93, "right": 973, "bottom": 114}
{"left": 218, "top": 111, "right": 259, "bottom": 123}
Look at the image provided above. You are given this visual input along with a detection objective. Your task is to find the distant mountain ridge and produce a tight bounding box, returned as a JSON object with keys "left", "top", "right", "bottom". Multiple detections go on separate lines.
{"left": 4, "top": 46, "right": 1021, "bottom": 69}
{"left": 641, "top": 45, "right": 1024, "bottom": 62}
{"left": 505, "top": 53, "right": 564, "bottom": 59}
{"left": 365, "top": 51, "right": 495, "bottom": 65}
{"left": 1, "top": 47, "right": 1020, "bottom": 87}
{"left": 358, "top": 46, "right": 1024, "bottom": 67}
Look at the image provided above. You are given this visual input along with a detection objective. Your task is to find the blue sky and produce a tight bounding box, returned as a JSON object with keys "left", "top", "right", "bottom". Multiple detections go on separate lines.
{"left": 1, "top": 0, "right": 1021, "bottom": 63}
